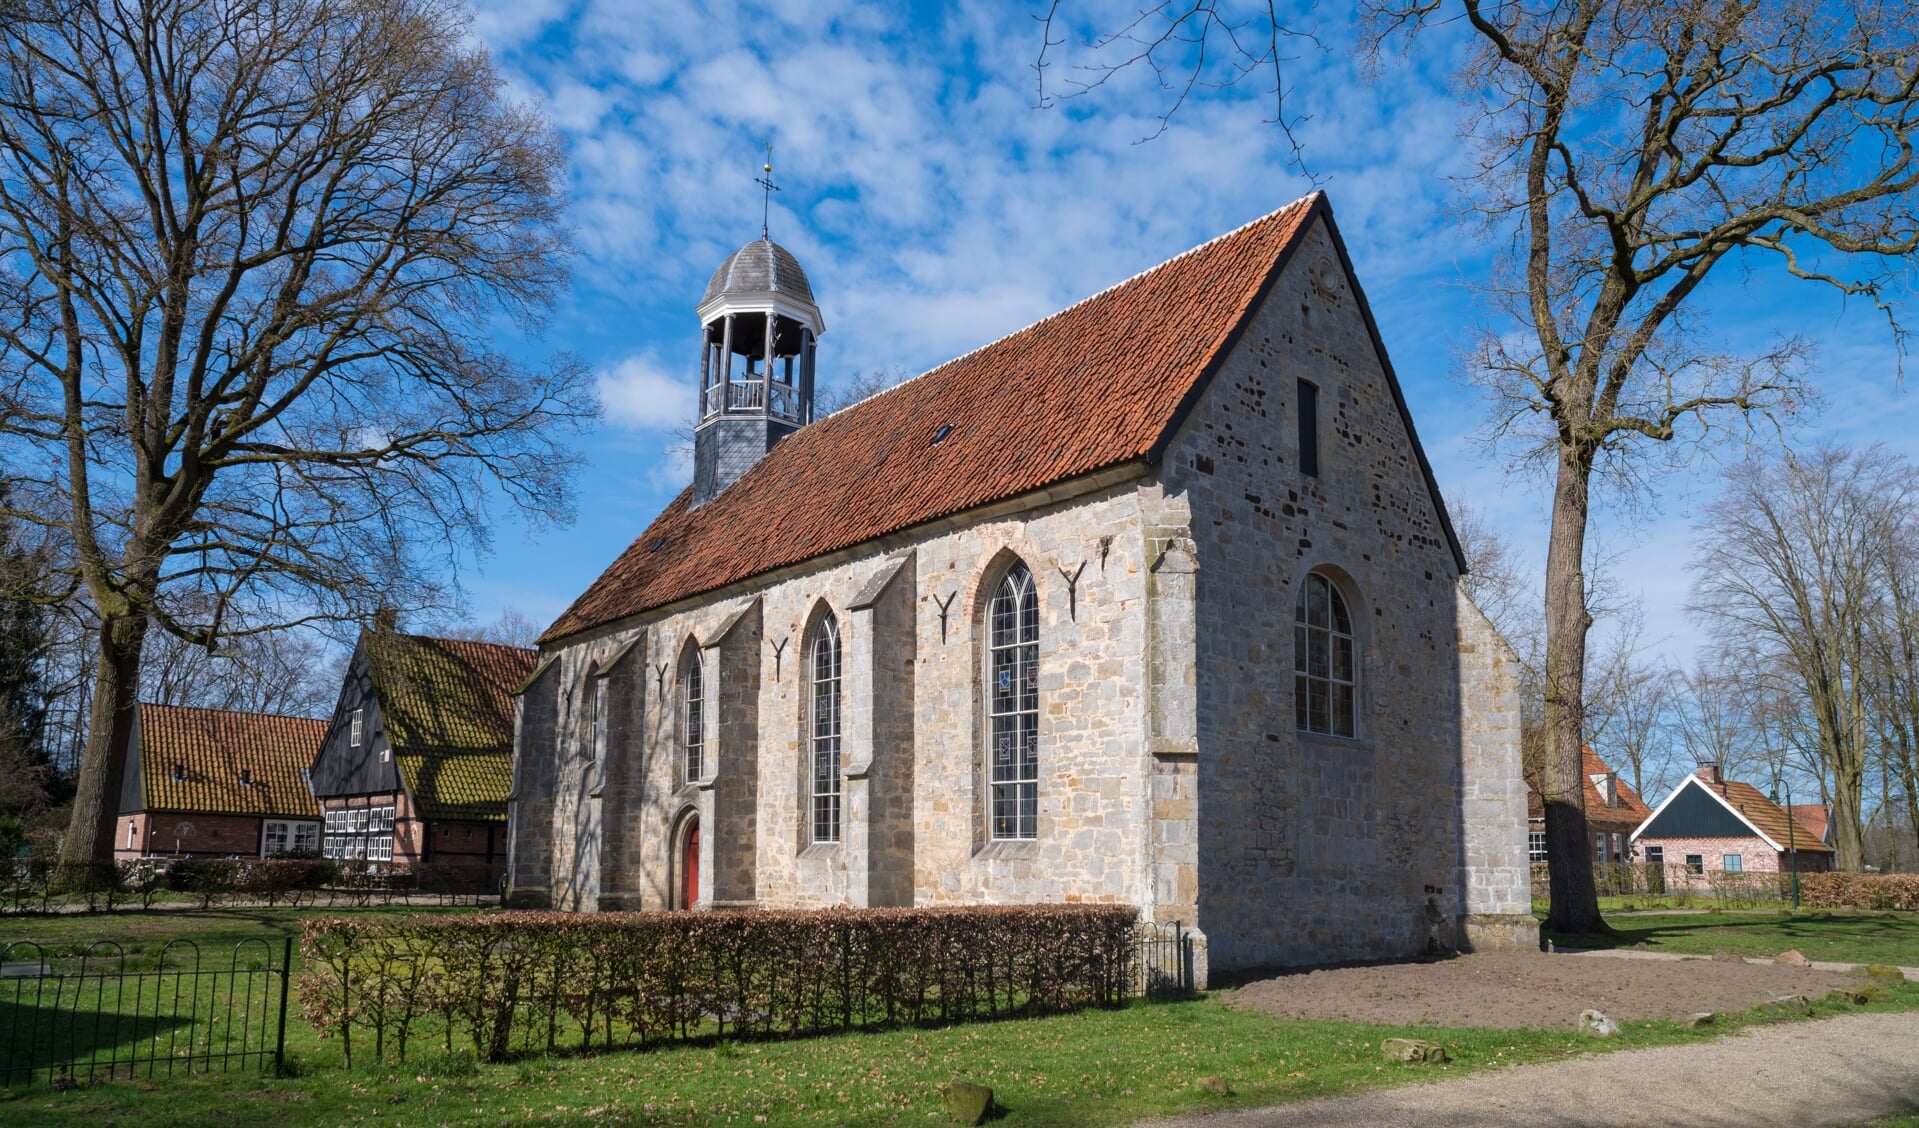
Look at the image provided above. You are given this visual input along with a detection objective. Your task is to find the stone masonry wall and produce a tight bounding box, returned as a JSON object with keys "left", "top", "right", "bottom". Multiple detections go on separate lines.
{"left": 532, "top": 475, "right": 1155, "bottom": 914}
{"left": 1156, "top": 214, "right": 1529, "bottom": 972}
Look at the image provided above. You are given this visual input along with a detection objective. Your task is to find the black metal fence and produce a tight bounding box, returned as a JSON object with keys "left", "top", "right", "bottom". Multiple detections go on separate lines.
{"left": 0, "top": 936, "right": 291, "bottom": 1089}
{"left": 1139, "top": 921, "right": 1196, "bottom": 998}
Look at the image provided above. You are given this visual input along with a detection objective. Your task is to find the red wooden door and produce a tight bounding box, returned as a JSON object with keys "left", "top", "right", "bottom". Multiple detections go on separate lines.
{"left": 682, "top": 822, "right": 700, "bottom": 908}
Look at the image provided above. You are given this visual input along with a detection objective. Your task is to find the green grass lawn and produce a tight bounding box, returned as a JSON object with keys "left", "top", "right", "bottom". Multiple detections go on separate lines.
{"left": 5, "top": 905, "right": 1917, "bottom": 1127}
{"left": 8, "top": 985, "right": 1918, "bottom": 1128}
{"left": 1542, "top": 908, "right": 1919, "bottom": 966}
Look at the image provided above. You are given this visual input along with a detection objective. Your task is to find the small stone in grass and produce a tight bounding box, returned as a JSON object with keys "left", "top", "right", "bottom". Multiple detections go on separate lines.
{"left": 1578, "top": 1009, "right": 1621, "bottom": 1037}
{"left": 1824, "top": 988, "right": 1874, "bottom": 1006}
{"left": 1775, "top": 950, "right": 1810, "bottom": 967}
{"left": 1683, "top": 1012, "right": 1716, "bottom": 1028}
{"left": 1195, "top": 1076, "right": 1233, "bottom": 1096}
{"left": 938, "top": 1079, "right": 993, "bottom": 1126}
{"left": 1380, "top": 1038, "right": 1448, "bottom": 1063}
{"left": 1758, "top": 995, "right": 1812, "bottom": 1017}
{"left": 1858, "top": 965, "right": 1908, "bottom": 985}
{"left": 1632, "top": 941, "right": 1651, "bottom": 950}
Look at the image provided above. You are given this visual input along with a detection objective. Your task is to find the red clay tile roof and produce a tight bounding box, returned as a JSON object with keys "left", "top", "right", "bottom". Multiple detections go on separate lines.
{"left": 136, "top": 703, "right": 325, "bottom": 817}
{"left": 363, "top": 632, "right": 536, "bottom": 822}
{"left": 1717, "top": 780, "right": 1834, "bottom": 854}
{"left": 547, "top": 194, "right": 1423, "bottom": 643}
{"left": 1526, "top": 747, "right": 1652, "bottom": 831}
{"left": 1789, "top": 802, "right": 1832, "bottom": 844}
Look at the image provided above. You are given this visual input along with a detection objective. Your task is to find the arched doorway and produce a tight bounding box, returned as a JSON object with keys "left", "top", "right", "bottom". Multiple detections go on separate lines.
{"left": 677, "top": 815, "right": 700, "bottom": 909}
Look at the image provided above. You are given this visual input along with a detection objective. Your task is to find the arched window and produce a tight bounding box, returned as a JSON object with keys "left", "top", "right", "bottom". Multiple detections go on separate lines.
{"left": 1294, "top": 572, "right": 1356, "bottom": 737}
{"left": 809, "top": 614, "right": 842, "bottom": 843}
{"left": 584, "top": 665, "right": 607, "bottom": 762}
{"left": 683, "top": 653, "right": 704, "bottom": 783}
{"left": 989, "top": 561, "right": 1039, "bottom": 840}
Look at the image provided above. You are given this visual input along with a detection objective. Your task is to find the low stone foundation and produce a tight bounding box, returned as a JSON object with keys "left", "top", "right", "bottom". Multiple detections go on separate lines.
{"left": 1459, "top": 912, "right": 1540, "bottom": 952}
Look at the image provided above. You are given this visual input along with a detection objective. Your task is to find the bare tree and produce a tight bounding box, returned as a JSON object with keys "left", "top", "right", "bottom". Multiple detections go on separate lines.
{"left": 1585, "top": 612, "right": 1674, "bottom": 802}
{"left": 1671, "top": 659, "right": 1761, "bottom": 787}
{"left": 1691, "top": 448, "right": 1907, "bottom": 871}
{"left": 1869, "top": 493, "right": 1919, "bottom": 869}
{"left": 0, "top": 0, "right": 596, "bottom": 882}
{"left": 141, "top": 623, "right": 342, "bottom": 719}
{"left": 445, "top": 606, "right": 544, "bottom": 650}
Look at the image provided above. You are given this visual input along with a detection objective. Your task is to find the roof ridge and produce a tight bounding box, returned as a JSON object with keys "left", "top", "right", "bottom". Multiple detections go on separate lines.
{"left": 819, "top": 194, "right": 1322, "bottom": 415}
{"left": 391, "top": 630, "right": 538, "bottom": 656}
{"left": 141, "top": 701, "right": 327, "bottom": 725}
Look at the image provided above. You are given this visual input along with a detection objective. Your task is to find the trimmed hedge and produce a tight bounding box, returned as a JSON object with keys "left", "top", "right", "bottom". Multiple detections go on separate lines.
{"left": 1799, "top": 872, "right": 1919, "bottom": 911}
{"left": 299, "top": 904, "right": 1139, "bottom": 1065}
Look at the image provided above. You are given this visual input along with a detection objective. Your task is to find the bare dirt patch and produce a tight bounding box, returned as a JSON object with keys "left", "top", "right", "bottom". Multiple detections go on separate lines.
{"left": 1227, "top": 951, "right": 1859, "bottom": 1030}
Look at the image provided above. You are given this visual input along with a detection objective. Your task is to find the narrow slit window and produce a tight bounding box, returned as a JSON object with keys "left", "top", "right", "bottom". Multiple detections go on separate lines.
{"left": 1293, "top": 572, "right": 1356, "bottom": 737}
{"left": 989, "top": 562, "right": 1040, "bottom": 840}
{"left": 683, "top": 655, "right": 704, "bottom": 784}
{"left": 586, "top": 671, "right": 608, "bottom": 761}
{"left": 810, "top": 615, "right": 842, "bottom": 843}
{"left": 1297, "top": 379, "right": 1320, "bottom": 478}
{"left": 350, "top": 707, "right": 363, "bottom": 748}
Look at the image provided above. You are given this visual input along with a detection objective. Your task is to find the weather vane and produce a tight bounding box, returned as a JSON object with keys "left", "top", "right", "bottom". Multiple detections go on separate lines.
{"left": 755, "top": 142, "right": 780, "bottom": 240}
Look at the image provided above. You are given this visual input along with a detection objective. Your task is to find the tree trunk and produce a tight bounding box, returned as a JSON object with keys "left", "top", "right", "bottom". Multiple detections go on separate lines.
{"left": 1830, "top": 743, "right": 1866, "bottom": 872}
{"left": 55, "top": 612, "right": 148, "bottom": 887}
{"left": 1542, "top": 450, "right": 1603, "bottom": 934}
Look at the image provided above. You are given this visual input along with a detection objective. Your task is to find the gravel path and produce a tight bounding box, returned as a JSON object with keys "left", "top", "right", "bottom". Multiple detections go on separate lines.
{"left": 1138, "top": 1009, "right": 1919, "bottom": 1128}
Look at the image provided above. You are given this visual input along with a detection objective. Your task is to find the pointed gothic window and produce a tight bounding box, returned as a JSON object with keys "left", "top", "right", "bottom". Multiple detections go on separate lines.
{"left": 989, "top": 562, "right": 1039, "bottom": 840}
{"left": 683, "top": 654, "right": 704, "bottom": 784}
{"left": 809, "top": 614, "right": 842, "bottom": 844}
{"left": 586, "top": 670, "right": 609, "bottom": 762}
{"left": 1294, "top": 572, "right": 1356, "bottom": 737}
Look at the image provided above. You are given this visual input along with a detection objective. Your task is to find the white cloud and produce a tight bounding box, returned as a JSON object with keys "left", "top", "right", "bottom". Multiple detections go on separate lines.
{"left": 596, "top": 352, "right": 694, "bottom": 430}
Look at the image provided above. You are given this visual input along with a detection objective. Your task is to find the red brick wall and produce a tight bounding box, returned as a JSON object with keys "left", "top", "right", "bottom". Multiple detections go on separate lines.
{"left": 126, "top": 811, "right": 265, "bottom": 858}
{"left": 1627, "top": 832, "right": 1788, "bottom": 886}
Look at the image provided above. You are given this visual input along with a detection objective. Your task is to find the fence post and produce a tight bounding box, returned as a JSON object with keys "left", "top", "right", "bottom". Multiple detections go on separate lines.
{"left": 276, "top": 935, "right": 293, "bottom": 1074}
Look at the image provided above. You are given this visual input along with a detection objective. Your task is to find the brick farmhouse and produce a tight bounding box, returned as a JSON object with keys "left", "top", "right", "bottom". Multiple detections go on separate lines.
{"left": 1526, "top": 747, "right": 1651, "bottom": 868}
{"left": 507, "top": 192, "right": 1537, "bottom": 980}
{"left": 115, "top": 703, "right": 325, "bottom": 860}
{"left": 308, "top": 628, "right": 535, "bottom": 875}
{"left": 1631, "top": 764, "right": 1833, "bottom": 882}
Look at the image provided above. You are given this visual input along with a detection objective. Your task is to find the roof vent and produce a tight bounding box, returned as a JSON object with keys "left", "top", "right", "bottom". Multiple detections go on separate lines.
{"left": 239, "top": 768, "right": 253, "bottom": 786}
{"left": 649, "top": 538, "right": 667, "bottom": 553}
{"left": 170, "top": 763, "right": 185, "bottom": 782}
{"left": 931, "top": 423, "right": 955, "bottom": 445}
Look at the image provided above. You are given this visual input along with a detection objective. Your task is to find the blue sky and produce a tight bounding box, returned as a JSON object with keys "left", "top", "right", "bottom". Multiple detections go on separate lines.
{"left": 452, "top": 0, "right": 1917, "bottom": 670}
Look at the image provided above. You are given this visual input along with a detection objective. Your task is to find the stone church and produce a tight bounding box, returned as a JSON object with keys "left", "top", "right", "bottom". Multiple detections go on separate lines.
{"left": 507, "top": 192, "right": 1536, "bottom": 977}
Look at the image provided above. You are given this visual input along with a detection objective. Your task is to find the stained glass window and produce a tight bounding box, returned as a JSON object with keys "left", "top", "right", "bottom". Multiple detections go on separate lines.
{"left": 810, "top": 615, "right": 842, "bottom": 843}
{"left": 990, "top": 562, "right": 1039, "bottom": 840}
{"left": 1293, "top": 573, "right": 1356, "bottom": 737}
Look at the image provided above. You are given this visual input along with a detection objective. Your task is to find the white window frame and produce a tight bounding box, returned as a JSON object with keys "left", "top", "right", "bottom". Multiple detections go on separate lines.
{"left": 809, "top": 614, "right": 843, "bottom": 844}
{"left": 294, "top": 823, "right": 319, "bottom": 853}
{"left": 1527, "top": 830, "right": 1547, "bottom": 862}
{"left": 264, "top": 821, "right": 291, "bottom": 855}
{"left": 1294, "top": 572, "right": 1357, "bottom": 738}
{"left": 350, "top": 707, "right": 363, "bottom": 748}
{"left": 684, "top": 655, "right": 704, "bottom": 784}
{"left": 988, "top": 562, "right": 1040, "bottom": 841}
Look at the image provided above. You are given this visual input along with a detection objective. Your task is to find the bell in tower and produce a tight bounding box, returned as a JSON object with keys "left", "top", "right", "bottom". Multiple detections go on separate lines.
{"left": 691, "top": 231, "right": 823, "bottom": 506}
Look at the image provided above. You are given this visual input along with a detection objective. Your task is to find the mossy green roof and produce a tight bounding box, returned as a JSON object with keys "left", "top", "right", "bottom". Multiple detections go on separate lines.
{"left": 363, "top": 632, "right": 536, "bottom": 823}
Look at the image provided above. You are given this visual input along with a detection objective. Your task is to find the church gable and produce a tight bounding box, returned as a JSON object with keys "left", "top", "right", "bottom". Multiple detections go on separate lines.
{"left": 1163, "top": 211, "right": 1462, "bottom": 571}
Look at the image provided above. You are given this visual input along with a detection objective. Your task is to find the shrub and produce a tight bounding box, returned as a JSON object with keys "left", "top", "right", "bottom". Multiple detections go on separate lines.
{"left": 299, "top": 904, "right": 1139, "bottom": 1066}
{"left": 166, "top": 857, "right": 238, "bottom": 908}
{"left": 1797, "top": 872, "right": 1919, "bottom": 911}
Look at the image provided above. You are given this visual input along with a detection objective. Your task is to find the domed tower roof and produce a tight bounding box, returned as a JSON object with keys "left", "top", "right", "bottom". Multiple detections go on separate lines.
{"left": 702, "top": 239, "right": 815, "bottom": 307}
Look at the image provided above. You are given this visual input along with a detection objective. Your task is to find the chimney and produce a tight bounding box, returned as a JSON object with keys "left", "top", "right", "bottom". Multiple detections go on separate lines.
{"left": 1604, "top": 772, "right": 1619, "bottom": 808}
{"left": 1696, "top": 762, "right": 1720, "bottom": 786}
